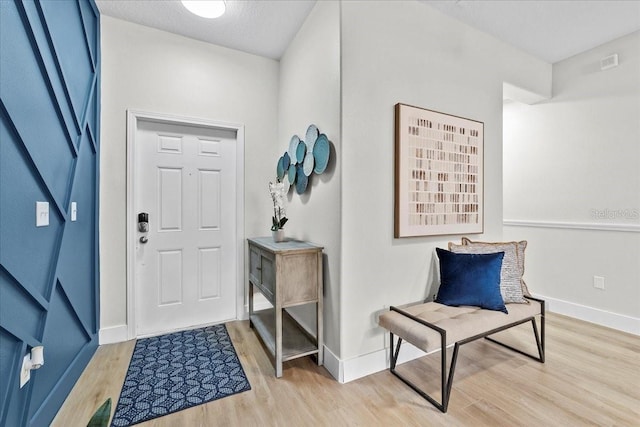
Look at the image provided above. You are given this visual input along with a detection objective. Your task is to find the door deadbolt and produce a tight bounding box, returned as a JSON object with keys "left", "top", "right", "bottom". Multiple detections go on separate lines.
{"left": 138, "top": 212, "right": 149, "bottom": 243}
{"left": 138, "top": 212, "right": 149, "bottom": 232}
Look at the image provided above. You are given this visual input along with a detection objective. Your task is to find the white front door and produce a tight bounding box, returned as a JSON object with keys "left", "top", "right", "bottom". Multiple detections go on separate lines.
{"left": 133, "top": 118, "right": 237, "bottom": 337}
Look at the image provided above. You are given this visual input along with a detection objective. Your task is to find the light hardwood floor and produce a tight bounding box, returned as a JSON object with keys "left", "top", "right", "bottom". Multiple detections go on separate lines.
{"left": 53, "top": 313, "right": 640, "bottom": 426}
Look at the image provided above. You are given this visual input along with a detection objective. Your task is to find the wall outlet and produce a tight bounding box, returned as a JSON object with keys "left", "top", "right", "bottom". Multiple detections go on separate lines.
{"left": 20, "top": 355, "right": 31, "bottom": 388}
{"left": 593, "top": 276, "right": 605, "bottom": 290}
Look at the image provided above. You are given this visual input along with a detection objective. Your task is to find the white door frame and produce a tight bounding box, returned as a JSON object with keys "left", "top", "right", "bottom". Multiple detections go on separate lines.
{"left": 125, "top": 109, "right": 245, "bottom": 340}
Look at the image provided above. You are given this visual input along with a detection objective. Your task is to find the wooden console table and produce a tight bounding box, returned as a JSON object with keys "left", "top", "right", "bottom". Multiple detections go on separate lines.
{"left": 247, "top": 237, "right": 323, "bottom": 377}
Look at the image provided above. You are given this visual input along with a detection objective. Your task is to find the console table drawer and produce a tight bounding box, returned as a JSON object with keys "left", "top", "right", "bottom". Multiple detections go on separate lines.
{"left": 249, "top": 245, "right": 275, "bottom": 302}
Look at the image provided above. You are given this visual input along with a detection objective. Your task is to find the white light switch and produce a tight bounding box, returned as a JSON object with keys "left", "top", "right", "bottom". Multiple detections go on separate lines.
{"left": 71, "top": 202, "right": 77, "bottom": 222}
{"left": 36, "top": 202, "right": 49, "bottom": 227}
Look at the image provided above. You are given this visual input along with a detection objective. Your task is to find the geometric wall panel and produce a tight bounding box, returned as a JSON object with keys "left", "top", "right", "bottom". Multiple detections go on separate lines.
{"left": 0, "top": 1, "right": 100, "bottom": 425}
{"left": 0, "top": 0, "right": 75, "bottom": 204}
{"left": 55, "top": 132, "right": 97, "bottom": 333}
{"left": 0, "top": 325, "right": 29, "bottom": 427}
{"left": 77, "top": 1, "right": 98, "bottom": 65}
{"left": 0, "top": 115, "right": 64, "bottom": 298}
{"left": 28, "top": 282, "right": 91, "bottom": 423}
{"left": 0, "top": 270, "right": 46, "bottom": 345}
{"left": 39, "top": 0, "right": 95, "bottom": 129}
{"left": 0, "top": 329, "right": 21, "bottom": 418}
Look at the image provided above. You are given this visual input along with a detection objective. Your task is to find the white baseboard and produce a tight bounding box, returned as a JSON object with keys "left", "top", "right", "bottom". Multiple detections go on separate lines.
{"left": 329, "top": 341, "right": 433, "bottom": 384}
{"left": 342, "top": 349, "right": 388, "bottom": 383}
{"left": 241, "top": 293, "right": 273, "bottom": 320}
{"left": 322, "top": 345, "right": 341, "bottom": 382}
{"left": 536, "top": 294, "right": 640, "bottom": 335}
{"left": 99, "top": 324, "right": 128, "bottom": 345}
{"left": 102, "top": 299, "right": 266, "bottom": 344}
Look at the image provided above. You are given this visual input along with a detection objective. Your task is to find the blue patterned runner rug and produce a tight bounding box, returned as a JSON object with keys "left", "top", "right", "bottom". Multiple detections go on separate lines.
{"left": 111, "top": 324, "right": 251, "bottom": 426}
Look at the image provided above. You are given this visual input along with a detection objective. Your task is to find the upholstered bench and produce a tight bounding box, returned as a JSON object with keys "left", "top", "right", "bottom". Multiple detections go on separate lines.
{"left": 378, "top": 297, "right": 545, "bottom": 413}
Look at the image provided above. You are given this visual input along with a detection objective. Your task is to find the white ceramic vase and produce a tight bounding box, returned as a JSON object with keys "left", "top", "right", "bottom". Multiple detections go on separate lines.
{"left": 272, "top": 229, "right": 285, "bottom": 243}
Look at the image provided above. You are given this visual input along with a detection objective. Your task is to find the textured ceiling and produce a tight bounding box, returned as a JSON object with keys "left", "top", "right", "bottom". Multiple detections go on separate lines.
{"left": 424, "top": 0, "right": 640, "bottom": 64}
{"left": 95, "top": 0, "right": 317, "bottom": 60}
{"left": 96, "top": 0, "right": 640, "bottom": 63}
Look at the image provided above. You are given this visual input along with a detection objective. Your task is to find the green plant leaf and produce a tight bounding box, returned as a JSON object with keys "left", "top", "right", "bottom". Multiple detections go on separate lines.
{"left": 87, "top": 398, "right": 112, "bottom": 427}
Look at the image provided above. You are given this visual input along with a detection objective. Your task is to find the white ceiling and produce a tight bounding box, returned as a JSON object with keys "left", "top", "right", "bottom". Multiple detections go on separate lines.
{"left": 96, "top": 0, "right": 640, "bottom": 63}
{"left": 95, "top": 0, "right": 317, "bottom": 60}
{"left": 425, "top": 0, "right": 640, "bottom": 64}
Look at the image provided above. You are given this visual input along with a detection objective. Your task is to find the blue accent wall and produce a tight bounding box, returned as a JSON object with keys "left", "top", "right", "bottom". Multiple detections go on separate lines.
{"left": 0, "top": 0, "right": 100, "bottom": 425}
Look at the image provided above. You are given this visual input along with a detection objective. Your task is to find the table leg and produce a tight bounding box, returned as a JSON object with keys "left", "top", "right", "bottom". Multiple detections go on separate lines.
{"left": 275, "top": 305, "right": 283, "bottom": 377}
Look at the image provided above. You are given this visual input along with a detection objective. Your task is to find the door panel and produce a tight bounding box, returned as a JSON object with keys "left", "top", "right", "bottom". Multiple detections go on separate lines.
{"left": 199, "top": 247, "right": 221, "bottom": 299}
{"left": 158, "top": 167, "right": 183, "bottom": 230}
{"left": 199, "top": 170, "right": 220, "bottom": 229}
{"left": 158, "top": 250, "right": 183, "bottom": 305}
{"left": 134, "top": 119, "right": 237, "bottom": 337}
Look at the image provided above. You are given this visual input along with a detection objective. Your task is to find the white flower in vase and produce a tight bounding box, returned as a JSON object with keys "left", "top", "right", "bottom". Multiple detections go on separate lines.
{"left": 269, "top": 181, "right": 288, "bottom": 232}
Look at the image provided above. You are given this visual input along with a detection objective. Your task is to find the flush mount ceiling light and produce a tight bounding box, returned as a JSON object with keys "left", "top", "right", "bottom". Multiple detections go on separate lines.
{"left": 181, "top": 0, "right": 226, "bottom": 19}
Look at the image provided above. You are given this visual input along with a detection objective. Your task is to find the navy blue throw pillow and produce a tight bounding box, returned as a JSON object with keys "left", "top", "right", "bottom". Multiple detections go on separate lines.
{"left": 435, "top": 248, "right": 508, "bottom": 314}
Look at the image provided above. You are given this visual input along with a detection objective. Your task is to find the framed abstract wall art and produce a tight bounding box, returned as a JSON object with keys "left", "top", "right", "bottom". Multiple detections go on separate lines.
{"left": 394, "top": 103, "right": 484, "bottom": 237}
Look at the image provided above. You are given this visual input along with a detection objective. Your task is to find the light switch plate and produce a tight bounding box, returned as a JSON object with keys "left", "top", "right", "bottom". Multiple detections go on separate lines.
{"left": 20, "top": 355, "right": 30, "bottom": 388}
{"left": 36, "top": 202, "right": 49, "bottom": 227}
{"left": 71, "top": 202, "right": 77, "bottom": 222}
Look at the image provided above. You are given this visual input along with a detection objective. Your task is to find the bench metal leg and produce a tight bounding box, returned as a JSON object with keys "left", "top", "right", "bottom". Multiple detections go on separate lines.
{"left": 388, "top": 310, "right": 545, "bottom": 413}
{"left": 486, "top": 298, "right": 546, "bottom": 363}
{"left": 390, "top": 333, "right": 458, "bottom": 413}
{"left": 485, "top": 316, "right": 545, "bottom": 363}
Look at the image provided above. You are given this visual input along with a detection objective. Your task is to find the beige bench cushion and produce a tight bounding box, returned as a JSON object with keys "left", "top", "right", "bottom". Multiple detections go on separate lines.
{"left": 378, "top": 301, "right": 542, "bottom": 354}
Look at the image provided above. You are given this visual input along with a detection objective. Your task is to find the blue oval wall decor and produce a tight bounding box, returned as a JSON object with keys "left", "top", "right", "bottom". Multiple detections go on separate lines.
{"left": 288, "top": 135, "right": 300, "bottom": 164}
{"left": 303, "top": 153, "right": 314, "bottom": 177}
{"left": 296, "top": 141, "right": 306, "bottom": 164}
{"left": 313, "top": 134, "right": 330, "bottom": 174}
{"left": 305, "top": 124, "right": 319, "bottom": 151}
{"left": 288, "top": 164, "right": 297, "bottom": 184}
{"left": 277, "top": 125, "right": 331, "bottom": 195}
{"left": 276, "top": 156, "right": 285, "bottom": 180}
{"left": 295, "top": 164, "right": 308, "bottom": 194}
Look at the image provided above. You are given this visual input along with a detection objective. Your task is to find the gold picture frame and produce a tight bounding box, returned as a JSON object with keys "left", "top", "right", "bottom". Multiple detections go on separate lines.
{"left": 394, "top": 103, "right": 484, "bottom": 237}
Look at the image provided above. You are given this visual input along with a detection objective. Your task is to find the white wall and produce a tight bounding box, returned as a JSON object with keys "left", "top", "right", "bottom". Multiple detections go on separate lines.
{"left": 277, "top": 2, "right": 342, "bottom": 354}
{"left": 339, "top": 1, "right": 551, "bottom": 365}
{"left": 99, "top": 16, "right": 279, "bottom": 335}
{"left": 504, "top": 32, "right": 640, "bottom": 333}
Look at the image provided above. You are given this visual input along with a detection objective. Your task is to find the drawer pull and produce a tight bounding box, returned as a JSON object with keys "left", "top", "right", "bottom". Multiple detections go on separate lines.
{"left": 256, "top": 267, "right": 262, "bottom": 270}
